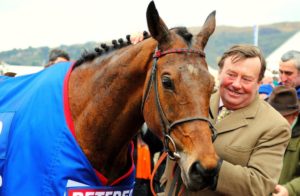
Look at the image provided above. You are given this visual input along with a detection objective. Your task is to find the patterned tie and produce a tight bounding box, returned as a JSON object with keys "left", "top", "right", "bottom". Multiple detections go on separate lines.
{"left": 217, "top": 106, "right": 230, "bottom": 122}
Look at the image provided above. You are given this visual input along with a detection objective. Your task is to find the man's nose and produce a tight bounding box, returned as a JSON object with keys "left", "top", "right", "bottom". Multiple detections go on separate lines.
{"left": 232, "top": 77, "right": 242, "bottom": 89}
{"left": 280, "top": 74, "right": 287, "bottom": 82}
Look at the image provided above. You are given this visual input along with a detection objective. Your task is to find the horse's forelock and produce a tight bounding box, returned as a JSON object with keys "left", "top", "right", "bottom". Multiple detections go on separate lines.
{"left": 171, "top": 27, "right": 193, "bottom": 46}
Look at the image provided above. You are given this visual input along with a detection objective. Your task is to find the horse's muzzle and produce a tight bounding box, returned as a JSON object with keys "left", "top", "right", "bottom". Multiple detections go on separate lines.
{"left": 187, "top": 159, "right": 223, "bottom": 191}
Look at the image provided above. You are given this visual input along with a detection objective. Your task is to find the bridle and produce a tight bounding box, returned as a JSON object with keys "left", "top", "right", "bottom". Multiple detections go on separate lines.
{"left": 141, "top": 47, "right": 218, "bottom": 160}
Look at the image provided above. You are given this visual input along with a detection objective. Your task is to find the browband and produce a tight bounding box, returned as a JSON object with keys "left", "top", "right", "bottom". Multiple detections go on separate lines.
{"left": 153, "top": 48, "right": 205, "bottom": 58}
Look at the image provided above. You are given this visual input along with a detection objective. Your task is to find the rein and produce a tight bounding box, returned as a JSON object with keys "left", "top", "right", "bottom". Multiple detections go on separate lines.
{"left": 141, "top": 47, "right": 217, "bottom": 160}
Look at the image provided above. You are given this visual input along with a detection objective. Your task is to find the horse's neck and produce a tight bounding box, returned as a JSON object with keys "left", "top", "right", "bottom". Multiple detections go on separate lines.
{"left": 68, "top": 42, "right": 155, "bottom": 182}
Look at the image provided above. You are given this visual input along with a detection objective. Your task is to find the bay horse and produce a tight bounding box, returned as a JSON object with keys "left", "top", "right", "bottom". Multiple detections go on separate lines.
{"left": 0, "top": 1, "right": 220, "bottom": 195}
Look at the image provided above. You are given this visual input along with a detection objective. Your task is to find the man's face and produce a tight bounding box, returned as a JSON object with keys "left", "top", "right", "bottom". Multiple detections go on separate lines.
{"left": 279, "top": 60, "right": 300, "bottom": 88}
{"left": 218, "top": 56, "right": 261, "bottom": 110}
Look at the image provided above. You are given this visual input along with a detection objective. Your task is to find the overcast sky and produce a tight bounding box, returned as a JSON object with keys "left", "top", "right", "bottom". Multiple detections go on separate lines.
{"left": 0, "top": 0, "right": 299, "bottom": 52}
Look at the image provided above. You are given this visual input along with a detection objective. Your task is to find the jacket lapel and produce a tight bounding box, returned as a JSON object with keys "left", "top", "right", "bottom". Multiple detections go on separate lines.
{"left": 210, "top": 90, "right": 260, "bottom": 134}
{"left": 209, "top": 91, "right": 220, "bottom": 123}
{"left": 215, "top": 111, "right": 248, "bottom": 133}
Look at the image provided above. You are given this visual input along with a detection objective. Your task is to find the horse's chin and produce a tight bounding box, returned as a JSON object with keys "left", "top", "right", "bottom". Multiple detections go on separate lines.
{"left": 185, "top": 179, "right": 208, "bottom": 192}
{"left": 181, "top": 169, "right": 209, "bottom": 191}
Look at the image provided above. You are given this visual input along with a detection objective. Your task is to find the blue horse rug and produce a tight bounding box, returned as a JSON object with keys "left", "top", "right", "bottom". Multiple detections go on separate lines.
{"left": 0, "top": 62, "right": 135, "bottom": 196}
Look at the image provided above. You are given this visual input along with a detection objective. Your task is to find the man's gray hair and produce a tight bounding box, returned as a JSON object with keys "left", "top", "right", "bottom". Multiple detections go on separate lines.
{"left": 281, "top": 50, "right": 300, "bottom": 71}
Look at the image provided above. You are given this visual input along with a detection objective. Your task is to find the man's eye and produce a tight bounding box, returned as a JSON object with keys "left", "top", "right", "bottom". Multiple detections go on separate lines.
{"left": 227, "top": 73, "right": 235, "bottom": 77}
{"left": 243, "top": 78, "right": 252, "bottom": 82}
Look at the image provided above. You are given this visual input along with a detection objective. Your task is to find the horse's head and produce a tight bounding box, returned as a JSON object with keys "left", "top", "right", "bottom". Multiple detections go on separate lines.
{"left": 142, "top": 2, "right": 220, "bottom": 191}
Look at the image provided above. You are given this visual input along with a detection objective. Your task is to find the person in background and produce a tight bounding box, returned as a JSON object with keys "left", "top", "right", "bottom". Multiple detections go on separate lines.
{"left": 3, "top": 72, "right": 16, "bottom": 77}
{"left": 0, "top": 72, "right": 16, "bottom": 82}
{"left": 259, "top": 76, "right": 275, "bottom": 99}
{"left": 262, "top": 76, "right": 274, "bottom": 85}
{"left": 133, "top": 123, "right": 164, "bottom": 195}
{"left": 259, "top": 50, "right": 300, "bottom": 99}
{"left": 45, "top": 48, "right": 70, "bottom": 68}
{"left": 159, "top": 44, "right": 290, "bottom": 195}
{"left": 268, "top": 86, "right": 300, "bottom": 196}
{"left": 258, "top": 51, "right": 300, "bottom": 195}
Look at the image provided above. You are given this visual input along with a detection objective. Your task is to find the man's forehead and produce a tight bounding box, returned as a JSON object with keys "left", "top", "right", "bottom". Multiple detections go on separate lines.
{"left": 279, "top": 59, "right": 297, "bottom": 67}
{"left": 225, "top": 55, "right": 260, "bottom": 63}
{"left": 279, "top": 61, "right": 298, "bottom": 71}
{"left": 223, "top": 56, "right": 261, "bottom": 68}
{"left": 279, "top": 68, "right": 295, "bottom": 73}
{"left": 221, "top": 56, "right": 261, "bottom": 78}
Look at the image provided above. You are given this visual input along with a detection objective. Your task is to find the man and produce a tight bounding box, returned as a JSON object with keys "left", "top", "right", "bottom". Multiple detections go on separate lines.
{"left": 45, "top": 48, "right": 70, "bottom": 68}
{"left": 279, "top": 50, "right": 300, "bottom": 90}
{"left": 259, "top": 50, "right": 300, "bottom": 98}
{"left": 268, "top": 86, "right": 300, "bottom": 196}
{"left": 3, "top": 72, "right": 16, "bottom": 77}
{"left": 160, "top": 44, "right": 291, "bottom": 195}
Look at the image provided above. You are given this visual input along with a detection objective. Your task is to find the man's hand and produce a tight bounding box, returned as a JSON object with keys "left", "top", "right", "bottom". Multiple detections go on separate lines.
{"left": 272, "top": 184, "right": 289, "bottom": 196}
{"left": 130, "top": 32, "right": 145, "bottom": 44}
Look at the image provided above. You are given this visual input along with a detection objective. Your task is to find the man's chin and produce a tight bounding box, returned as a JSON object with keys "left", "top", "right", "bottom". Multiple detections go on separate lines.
{"left": 224, "top": 94, "right": 242, "bottom": 104}
{"left": 222, "top": 96, "right": 245, "bottom": 109}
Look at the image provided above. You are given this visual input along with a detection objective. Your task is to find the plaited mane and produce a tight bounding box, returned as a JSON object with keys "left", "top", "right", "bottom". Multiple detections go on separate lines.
{"left": 73, "top": 27, "right": 193, "bottom": 68}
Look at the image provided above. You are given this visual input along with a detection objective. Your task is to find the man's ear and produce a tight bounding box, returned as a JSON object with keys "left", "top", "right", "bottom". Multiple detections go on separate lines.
{"left": 217, "top": 69, "right": 222, "bottom": 83}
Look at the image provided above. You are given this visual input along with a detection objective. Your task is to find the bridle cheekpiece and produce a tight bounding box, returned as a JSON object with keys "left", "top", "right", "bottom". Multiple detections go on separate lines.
{"left": 141, "top": 47, "right": 217, "bottom": 160}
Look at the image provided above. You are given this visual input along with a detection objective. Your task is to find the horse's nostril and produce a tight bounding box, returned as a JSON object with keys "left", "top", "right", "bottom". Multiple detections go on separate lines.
{"left": 190, "top": 161, "right": 219, "bottom": 178}
{"left": 190, "top": 162, "right": 205, "bottom": 177}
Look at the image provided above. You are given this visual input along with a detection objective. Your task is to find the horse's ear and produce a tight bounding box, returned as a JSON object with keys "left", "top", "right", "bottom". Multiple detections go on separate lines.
{"left": 194, "top": 11, "right": 216, "bottom": 50}
{"left": 146, "top": 1, "right": 170, "bottom": 45}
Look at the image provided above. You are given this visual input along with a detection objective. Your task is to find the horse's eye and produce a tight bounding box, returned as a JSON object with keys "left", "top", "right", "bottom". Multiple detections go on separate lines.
{"left": 162, "top": 75, "right": 174, "bottom": 90}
